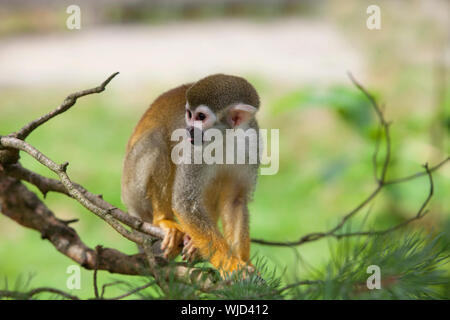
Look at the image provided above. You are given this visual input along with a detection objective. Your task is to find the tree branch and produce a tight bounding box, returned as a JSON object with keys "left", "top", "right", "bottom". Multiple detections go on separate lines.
{"left": 0, "top": 172, "right": 150, "bottom": 275}
{"left": 14, "top": 72, "right": 119, "bottom": 140}
{"left": 3, "top": 162, "right": 166, "bottom": 239}
{"left": 0, "top": 135, "right": 150, "bottom": 245}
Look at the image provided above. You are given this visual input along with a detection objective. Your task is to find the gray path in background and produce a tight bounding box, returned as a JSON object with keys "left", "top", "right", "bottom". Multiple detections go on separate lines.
{"left": 0, "top": 19, "right": 364, "bottom": 87}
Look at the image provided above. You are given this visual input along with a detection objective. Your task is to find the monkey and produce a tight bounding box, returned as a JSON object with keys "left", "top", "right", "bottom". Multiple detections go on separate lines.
{"left": 121, "top": 74, "right": 260, "bottom": 277}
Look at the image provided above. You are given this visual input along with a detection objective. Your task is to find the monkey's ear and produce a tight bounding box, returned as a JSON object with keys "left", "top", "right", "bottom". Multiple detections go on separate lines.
{"left": 227, "top": 104, "right": 257, "bottom": 128}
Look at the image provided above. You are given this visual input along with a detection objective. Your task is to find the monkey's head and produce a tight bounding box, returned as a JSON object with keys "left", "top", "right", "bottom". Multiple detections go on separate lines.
{"left": 185, "top": 74, "right": 259, "bottom": 144}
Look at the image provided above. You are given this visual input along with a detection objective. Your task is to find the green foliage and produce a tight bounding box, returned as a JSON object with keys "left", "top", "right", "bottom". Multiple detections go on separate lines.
{"left": 2, "top": 228, "right": 449, "bottom": 300}
{"left": 207, "top": 258, "right": 284, "bottom": 300}
{"left": 292, "top": 229, "right": 450, "bottom": 300}
{"left": 1, "top": 273, "right": 34, "bottom": 295}
{"left": 105, "top": 228, "right": 450, "bottom": 300}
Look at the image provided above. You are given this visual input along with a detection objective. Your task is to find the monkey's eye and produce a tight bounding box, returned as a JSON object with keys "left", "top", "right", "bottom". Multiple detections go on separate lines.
{"left": 186, "top": 110, "right": 192, "bottom": 119}
{"left": 196, "top": 112, "right": 206, "bottom": 121}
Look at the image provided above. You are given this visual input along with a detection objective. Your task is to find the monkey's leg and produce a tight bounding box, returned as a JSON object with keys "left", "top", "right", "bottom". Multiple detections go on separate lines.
{"left": 173, "top": 207, "right": 248, "bottom": 278}
{"left": 172, "top": 165, "right": 249, "bottom": 277}
{"left": 221, "top": 198, "right": 251, "bottom": 263}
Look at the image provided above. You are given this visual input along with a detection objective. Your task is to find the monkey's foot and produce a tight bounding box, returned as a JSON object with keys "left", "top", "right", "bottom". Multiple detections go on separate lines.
{"left": 181, "top": 234, "right": 201, "bottom": 262}
{"left": 158, "top": 220, "right": 184, "bottom": 260}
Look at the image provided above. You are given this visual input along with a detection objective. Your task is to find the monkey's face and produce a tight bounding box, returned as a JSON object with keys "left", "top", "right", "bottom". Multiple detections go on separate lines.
{"left": 185, "top": 74, "right": 260, "bottom": 145}
{"left": 185, "top": 104, "right": 216, "bottom": 145}
{"left": 185, "top": 102, "right": 257, "bottom": 145}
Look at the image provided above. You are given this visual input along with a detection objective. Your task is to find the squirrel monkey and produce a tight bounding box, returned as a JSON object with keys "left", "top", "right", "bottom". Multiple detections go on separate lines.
{"left": 121, "top": 74, "right": 260, "bottom": 277}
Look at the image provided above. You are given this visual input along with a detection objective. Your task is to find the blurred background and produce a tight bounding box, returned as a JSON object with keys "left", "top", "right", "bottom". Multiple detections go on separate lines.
{"left": 0, "top": 0, "right": 449, "bottom": 298}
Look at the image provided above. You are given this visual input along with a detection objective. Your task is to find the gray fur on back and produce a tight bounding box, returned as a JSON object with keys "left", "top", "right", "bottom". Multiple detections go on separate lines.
{"left": 121, "top": 129, "right": 169, "bottom": 222}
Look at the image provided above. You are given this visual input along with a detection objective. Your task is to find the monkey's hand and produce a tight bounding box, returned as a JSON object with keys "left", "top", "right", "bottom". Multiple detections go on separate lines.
{"left": 181, "top": 234, "right": 201, "bottom": 262}
{"left": 157, "top": 219, "right": 184, "bottom": 260}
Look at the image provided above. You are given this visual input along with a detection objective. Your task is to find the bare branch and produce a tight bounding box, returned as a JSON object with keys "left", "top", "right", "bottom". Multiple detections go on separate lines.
{"left": 335, "top": 163, "right": 434, "bottom": 238}
{"left": 384, "top": 157, "right": 449, "bottom": 185}
{"left": 4, "top": 162, "right": 166, "bottom": 240}
{"left": 93, "top": 246, "right": 102, "bottom": 299}
{"left": 0, "top": 172, "right": 150, "bottom": 275}
{"left": 14, "top": 72, "right": 119, "bottom": 140}
{"left": 100, "top": 281, "right": 124, "bottom": 299}
{"left": 0, "top": 135, "right": 148, "bottom": 245}
{"left": 372, "top": 123, "right": 383, "bottom": 183}
{"left": 106, "top": 281, "right": 156, "bottom": 300}
{"left": 347, "top": 72, "right": 391, "bottom": 184}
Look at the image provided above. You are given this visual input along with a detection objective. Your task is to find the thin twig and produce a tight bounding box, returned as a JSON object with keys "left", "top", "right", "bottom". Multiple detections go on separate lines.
{"left": 14, "top": 72, "right": 119, "bottom": 140}
{"left": 347, "top": 72, "right": 391, "bottom": 184}
{"left": 107, "top": 281, "right": 155, "bottom": 300}
{"left": 372, "top": 123, "right": 382, "bottom": 183}
{"left": 0, "top": 287, "right": 80, "bottom": 300}
{"left": 337, "top": 163, "right": 434, "bottom": 237}
{"left": 100, "top": 281, "right": 125, "bottom": 299}
{"left": 384, "top": 157, "right": 449, "bottom": 185}
{"left": 93, "top": 245, "right": 102, "bottom": 299}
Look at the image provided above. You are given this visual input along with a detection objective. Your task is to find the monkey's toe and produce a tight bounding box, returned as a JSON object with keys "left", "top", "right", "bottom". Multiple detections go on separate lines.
{"left": 181, "top": 234, "right": 201, "bottom": 262}
{"left": 160, "top": 227, "right": 183, "bottom": 260}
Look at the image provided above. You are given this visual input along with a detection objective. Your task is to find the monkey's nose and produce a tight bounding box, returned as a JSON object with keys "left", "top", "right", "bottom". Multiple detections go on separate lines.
{"left": 188, "top": 127, "right": 195, "bottom": 140}
{"left": 187, "top": 127, "right": 203, "bottom": 145}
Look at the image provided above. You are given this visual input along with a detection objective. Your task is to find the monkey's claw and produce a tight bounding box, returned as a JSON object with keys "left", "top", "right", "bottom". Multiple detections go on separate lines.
{"left": 181, "top": 234, "right": 201, "bottom": 262}
{"left": 160, "top": 227, "right": 184, "bottom": 260}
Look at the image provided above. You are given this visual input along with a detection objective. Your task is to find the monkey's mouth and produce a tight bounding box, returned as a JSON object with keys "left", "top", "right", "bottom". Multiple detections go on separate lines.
{"left": 187, "top": 127, "right": 204, "bottom": 145}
